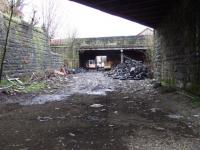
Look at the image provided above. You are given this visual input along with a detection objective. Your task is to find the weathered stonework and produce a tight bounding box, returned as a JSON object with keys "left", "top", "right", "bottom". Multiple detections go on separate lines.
{"left": 51, "top": 31, "right": 154, "bottom": 68}
{"left": 155, "top": 0, "right": 200, "bottom": 95}
{"left": 0, "top": 13, "right": 63, "bottom": 77}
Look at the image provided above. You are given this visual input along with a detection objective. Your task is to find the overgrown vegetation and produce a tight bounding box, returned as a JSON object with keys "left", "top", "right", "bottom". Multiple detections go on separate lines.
{"left": 25, "top": 82, "right": 46, "bottom": 93}
{"left": 192, "top": 97, "right": 200, "bottom": 107}
{"left": 0, "top": 78, "right": 46, "bottom": 93}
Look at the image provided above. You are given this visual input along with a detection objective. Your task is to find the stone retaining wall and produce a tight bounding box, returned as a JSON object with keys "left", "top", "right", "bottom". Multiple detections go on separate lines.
{"left": 0, "top": 13, "right": 63, "bottom": 77}
{"left": 155, "top": 0, "right": 200, "bottom": 95}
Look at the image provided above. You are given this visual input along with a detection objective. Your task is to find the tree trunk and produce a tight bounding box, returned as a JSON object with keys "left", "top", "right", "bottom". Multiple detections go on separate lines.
{"left": 0, "top": 4, "right": 14, "bottom": 83}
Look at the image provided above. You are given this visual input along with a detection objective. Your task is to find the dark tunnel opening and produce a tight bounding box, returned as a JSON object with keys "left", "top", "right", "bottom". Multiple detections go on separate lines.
{"left": 79, "top": 49, "right": 147, "bottom": 68}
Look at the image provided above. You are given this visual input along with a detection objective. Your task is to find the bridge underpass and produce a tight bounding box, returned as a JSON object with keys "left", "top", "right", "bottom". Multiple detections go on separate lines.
{"left": 0, "top": 0, "right": 200, "bottom": 149}
{"left": 71, "top": 0, "right": 200, "bottom": 94}
{"left": 79, "top": 48, "right": 147, "bottom": 68}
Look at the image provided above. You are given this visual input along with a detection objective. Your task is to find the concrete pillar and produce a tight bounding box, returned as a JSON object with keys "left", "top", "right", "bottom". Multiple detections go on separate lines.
{"left": 120, "top": 49, "right": 124, "bottom": 63}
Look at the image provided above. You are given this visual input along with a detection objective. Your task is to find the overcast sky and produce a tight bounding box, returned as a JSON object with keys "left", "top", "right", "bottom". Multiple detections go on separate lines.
{"left": 22, "top": 0, "right": 148, "bottom": 38}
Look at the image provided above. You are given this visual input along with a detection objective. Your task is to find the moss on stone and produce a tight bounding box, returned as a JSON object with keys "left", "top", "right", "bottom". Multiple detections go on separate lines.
{"left": 186, "top": 84, "right": 200, "bottom": 96}
{"left": 161, "top": 78, "right": 176, "bottom": 87}
{"left": 192, "top": 96, "right": 200, "bottom": 107}
{"left": 33, "top": 31, "right": 46, "bottom": 67}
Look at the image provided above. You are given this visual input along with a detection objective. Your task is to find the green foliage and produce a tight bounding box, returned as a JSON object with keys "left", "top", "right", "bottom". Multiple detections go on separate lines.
{"left": 3, "top": 13, "right": 21, "bottom": 23}
{"left": 34, "top": 27, "right": 43, "bottom": 33}
{"left": 161, "top": 78, "right": 176, "bottom": 87}
{"left": 0, "top": 79, "right": 10, "bottom": 86}
{"left": 0, "top": 79, "right": 46, "bottom": 93}
{"left": 25, "top": 82, "right": 46, "bottom": 93}
{"left": 192, "top": 97, "right": 200, "bottom": 107}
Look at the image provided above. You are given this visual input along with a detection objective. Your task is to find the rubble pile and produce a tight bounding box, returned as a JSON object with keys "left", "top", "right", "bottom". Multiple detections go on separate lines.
{"left": 108, "top": 56, "right": 150, "bottom": 80}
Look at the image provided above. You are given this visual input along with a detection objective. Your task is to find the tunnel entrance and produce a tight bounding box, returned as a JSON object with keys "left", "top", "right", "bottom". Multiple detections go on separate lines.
{"left": 79, "top": 49, "right": 147, "bottom": 68}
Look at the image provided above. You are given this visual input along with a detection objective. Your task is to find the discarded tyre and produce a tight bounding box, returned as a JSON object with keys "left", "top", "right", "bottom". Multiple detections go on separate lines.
{"left": 107, "top": 55, "right": 150, "bottom": 80}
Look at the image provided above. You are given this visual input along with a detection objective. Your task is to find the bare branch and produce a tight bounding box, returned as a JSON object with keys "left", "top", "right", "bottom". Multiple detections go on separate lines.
{"left": 41, "top": 0, "right": 58, "bottom": 39}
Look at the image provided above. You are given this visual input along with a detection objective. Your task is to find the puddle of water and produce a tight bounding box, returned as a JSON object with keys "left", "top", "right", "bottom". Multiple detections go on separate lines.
{"left": 20, "top": 73, "right": 116, "bottom": 105}
{"left": 86, "top": 88, "right": 114, "bottom": 96}
{"left": 87, "top": 91, "right": 107, "bottom": 95}
{"left": 21, "top": 94, "right": 70, "bottom": 105}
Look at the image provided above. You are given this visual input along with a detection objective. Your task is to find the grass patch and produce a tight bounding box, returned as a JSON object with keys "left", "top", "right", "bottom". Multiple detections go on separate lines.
{"left": 25, "top": 82, "right": 46, "bottom": 93}
{"left": 0, "top": 80, "right": 10, "bottom": 87}
{"left": 0, "top": 78, "right": 46, "bottom": 93}
{"left": 192, "top": 97, "right": 200, "bottom": 107}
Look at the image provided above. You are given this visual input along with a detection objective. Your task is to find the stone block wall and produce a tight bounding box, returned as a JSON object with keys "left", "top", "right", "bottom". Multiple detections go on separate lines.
{"left": 154, "top": 0, "right": 200, "bottom": 95}
{"left": 51, "top": 45, "right": 79, "bottom": 69}
{"left": 0, "top": 13, "right": 63, "bottom": 77}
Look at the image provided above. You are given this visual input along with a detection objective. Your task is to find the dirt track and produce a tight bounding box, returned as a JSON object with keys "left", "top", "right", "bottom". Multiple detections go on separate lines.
{"left": 0, "top": 72, "right": 200, "bottom": 150}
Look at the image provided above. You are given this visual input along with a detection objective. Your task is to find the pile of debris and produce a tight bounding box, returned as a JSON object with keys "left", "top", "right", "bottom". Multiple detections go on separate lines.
{"left": 108, "top": 56, "right": 150, "bottom": 80}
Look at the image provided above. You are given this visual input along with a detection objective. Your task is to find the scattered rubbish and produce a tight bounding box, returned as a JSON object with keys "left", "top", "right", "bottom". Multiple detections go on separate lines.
{"left": 123, "top": 96, "right": 129, "bottom": 99}
{"left": 114, "top": 111, "right": 118, "bottom": 114}
{"left": 155, "top": 127, "right": 165, "bottom": 130}
{"left": 90, "top": 104, "right": 104, "bottom": 108}
{"left": 167, "top": 114, "right": 183, "bottom": 119}
{"left": 0, "top": 77, "right": 25, "bottom": 94}
{"left": 69, "top": 133, "right": 76, "bottom": 137}
{"left": 37, "top": 116, "right": 53, "bottom": 122}
{"left": 134, "top": 146, "right": 140, "bottom": 149}
{"left": 193, "top": 115, "right": 199, "bottom": 118}
{"left": 25, "top": 139, "right": 32, "bottom": 142}
{"left": 110, "top": 139, "right": 115, "bottom": 142}
{"left": 108, "top": 55, "right": 151, "bottom": 80}
{"left": 150, "top": 108, "right": 160, "bottom": 113}
{"left": 100, "top": 109, "right": 106, "bottom": 112}
{"left": 87, "top": 91, "right": 107, "bottom": 95}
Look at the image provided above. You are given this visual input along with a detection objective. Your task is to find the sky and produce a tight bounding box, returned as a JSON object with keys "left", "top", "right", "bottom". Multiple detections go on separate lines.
{"left": 22, "top": 0, "right": 148, "bottom": 39}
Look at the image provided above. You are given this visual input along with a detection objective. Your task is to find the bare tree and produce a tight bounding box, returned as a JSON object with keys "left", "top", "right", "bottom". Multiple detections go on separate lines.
{"left": 12, "top": 0, "right": 24, "bottom": 18}
{"left": 41, "top": 0, "right": 58, "bottom": 39}
{"left": 63, "top": 29, "right": 79, "bottom": 68}
{"left": 30, "top": 9, "right": 38, "bottom": 26}
{"left": 67, "top": 29, "right": 78, "bottom": 50}
{"left": 0, "top": 0, "right": 9, "bottom": 13}
{"left": 0, "top": 0, "right": 14, "bottom": 83}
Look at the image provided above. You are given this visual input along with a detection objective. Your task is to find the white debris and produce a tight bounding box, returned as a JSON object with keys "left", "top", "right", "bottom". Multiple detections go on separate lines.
{"left": 114, "top": 111, "right": 118, "bottom": 114}
{"left": 100, "top": 109, "right": 106, "bottom": 112}
{"left": 69, "top": 132, "right": 75, "bottom": 137}
{"left": 193, "top": 115, "right": 200, "bottom": 118}
{"left": 37, "top": 116, "right": 53, "bottom": 122}
{"left": 167, "top": 114, "right": 183, "bottom": 119}
{"left": 90, "top": 104, "right": 104, "bottom": 108}
{"left": 155, "top": 127, "right": 165, "bottom": 130}
{"left": 150, "top": 108, "right": 160, "bottom": 113}
{"left": 123, "top": 96, "right": 129, "bottom": 99}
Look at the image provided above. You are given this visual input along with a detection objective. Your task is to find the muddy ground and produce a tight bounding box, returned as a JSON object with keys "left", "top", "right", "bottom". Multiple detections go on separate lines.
{"left": 0, "top": 72, "right": 200, "bottom": 150}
